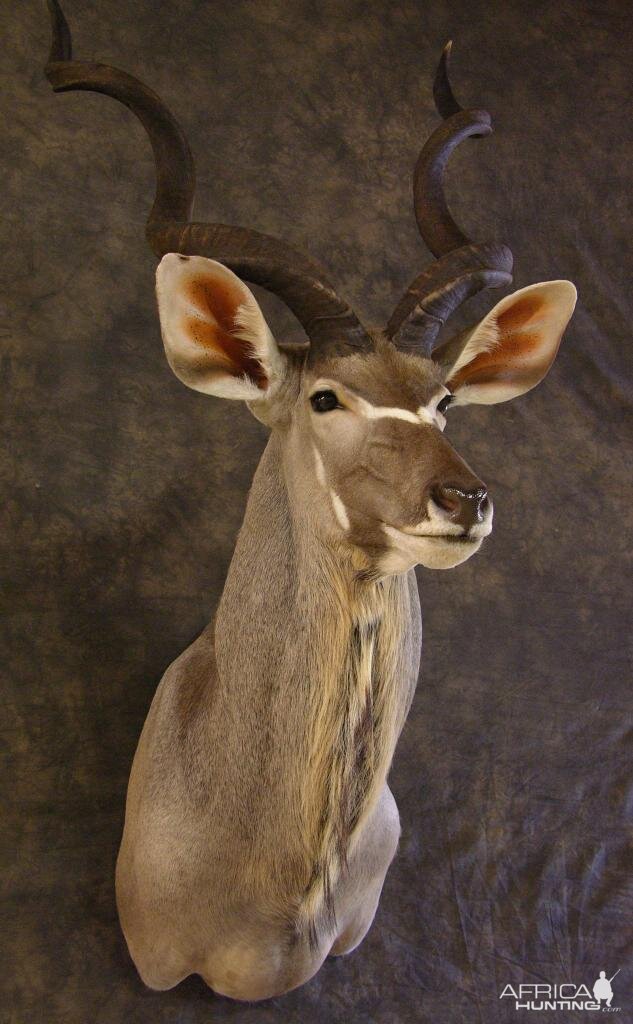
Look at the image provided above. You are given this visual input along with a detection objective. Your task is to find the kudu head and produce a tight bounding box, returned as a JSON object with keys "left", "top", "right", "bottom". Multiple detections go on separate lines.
{"left": 46, "top": 5, "right": 576, "bottom": 574}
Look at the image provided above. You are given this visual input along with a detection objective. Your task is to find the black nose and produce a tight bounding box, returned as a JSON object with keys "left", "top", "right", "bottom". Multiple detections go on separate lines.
{"left": 431, "top": 484, "right": 489, "bottom": 531}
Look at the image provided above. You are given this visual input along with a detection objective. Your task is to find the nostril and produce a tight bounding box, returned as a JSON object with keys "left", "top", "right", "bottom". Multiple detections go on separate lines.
{"left": 431, "top": 485, "right": 462, "bottom": 518}
{"left": 431, "top": 484, "right": 489, "bottom": 529}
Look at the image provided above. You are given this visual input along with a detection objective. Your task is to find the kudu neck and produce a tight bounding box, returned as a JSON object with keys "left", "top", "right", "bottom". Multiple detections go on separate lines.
{"left": 212, "top": 430, "right": 416, "bottom": 908}
{"left": 217, "top": 430, "right": 377, "bottom": 640}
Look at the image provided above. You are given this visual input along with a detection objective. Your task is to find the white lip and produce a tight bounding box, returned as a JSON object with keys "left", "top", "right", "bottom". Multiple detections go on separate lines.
{"left": 384, "top": 523, "right": 480, "bottom": 540}
{"left": 380, "top": 524, "right": 485, "bottom": 572}
{"left": 406, "top": 533, "right": 480, "bottom": 542}
{"left": 394, "top": 526, "right": 491, "bottom": 542}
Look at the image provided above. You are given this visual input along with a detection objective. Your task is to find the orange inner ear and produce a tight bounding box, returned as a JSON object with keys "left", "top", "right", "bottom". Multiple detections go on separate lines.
{"left": 183, "top": 276, "right": 268, "bottom": 390}
{"left": 448, "top": 294, "right": 547, "bottom": 390}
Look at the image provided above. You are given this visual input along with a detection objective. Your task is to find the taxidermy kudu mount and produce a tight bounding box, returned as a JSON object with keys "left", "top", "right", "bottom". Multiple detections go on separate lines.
{"left": 45, "top": 0, "right": 576, "bottom": 1001}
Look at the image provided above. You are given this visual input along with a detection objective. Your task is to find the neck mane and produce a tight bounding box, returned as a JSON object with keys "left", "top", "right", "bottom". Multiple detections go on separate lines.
{"left": 214, "top": 432, "right": 417, "bottom": 933}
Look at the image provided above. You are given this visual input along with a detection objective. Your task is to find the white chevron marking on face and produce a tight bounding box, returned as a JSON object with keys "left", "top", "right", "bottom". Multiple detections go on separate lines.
{"left": 357, "top": 399, "right": 421, "bottom": 424}
{"left": 356, "top": 389, "right": 451, "bottom": 430}
{"left": 309, "top": 380, "right": 451, "bottom": 430}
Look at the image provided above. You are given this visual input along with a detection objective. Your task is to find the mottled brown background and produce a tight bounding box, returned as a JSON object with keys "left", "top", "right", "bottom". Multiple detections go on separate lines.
{"left": 2, "top": 1, "right": 632, "bottom": 1022}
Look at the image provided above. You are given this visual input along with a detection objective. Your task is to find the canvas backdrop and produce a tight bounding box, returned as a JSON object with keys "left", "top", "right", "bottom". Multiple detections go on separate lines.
{"left": 1, "top": 0, "right": 632, "bottom": 1021}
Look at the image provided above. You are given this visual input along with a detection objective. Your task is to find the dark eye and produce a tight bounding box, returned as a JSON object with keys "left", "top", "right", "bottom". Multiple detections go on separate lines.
{"left": 310, "top": 389, "right": 341, "bottom": 413}
{"left": 437, "top": 394, "right": 453, "bottom": 415}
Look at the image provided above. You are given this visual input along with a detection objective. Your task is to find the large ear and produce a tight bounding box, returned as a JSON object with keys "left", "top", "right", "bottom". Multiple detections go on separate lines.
{"left": 440, "top": 281, "right": 577, "bottom": 406}
{"left": 155, "top": 254, "right": 287, "bottom": 400}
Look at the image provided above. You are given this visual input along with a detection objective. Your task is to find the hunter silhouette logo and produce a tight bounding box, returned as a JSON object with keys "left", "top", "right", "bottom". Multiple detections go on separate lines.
{"left": 499, "top": 969, "right": 621, "bottom": 1012}
{"left": 593, "top": 970, "right": 620, "bottom": 1008}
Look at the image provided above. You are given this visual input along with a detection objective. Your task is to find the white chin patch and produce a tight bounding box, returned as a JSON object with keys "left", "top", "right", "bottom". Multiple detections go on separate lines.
{"left": 380, "top": 526, "right": 483, "bottom": 573}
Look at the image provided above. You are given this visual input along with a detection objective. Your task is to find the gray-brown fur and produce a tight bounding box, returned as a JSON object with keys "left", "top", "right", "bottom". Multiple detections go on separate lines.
{"left": 116, "top": 383, "right": 424, "bottom": 996}
{"left": 117, "top": 265, "right": 575, "bottom": 997}
{"left": 43, "top": 0, "right": 576, "bottom": 1001}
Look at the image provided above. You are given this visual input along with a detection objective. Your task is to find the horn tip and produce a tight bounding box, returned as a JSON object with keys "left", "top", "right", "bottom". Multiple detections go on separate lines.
{"left": 46, "top": 0, "right": 72, "bottom": 66}
{"left": 433, "top": 39, "right": 462, "bottom": 119}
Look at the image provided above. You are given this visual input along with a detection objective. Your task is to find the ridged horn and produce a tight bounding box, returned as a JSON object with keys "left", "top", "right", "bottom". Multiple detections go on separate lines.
{"left": 44, "top": 0, "right": 371, "bottom": 358}
{"left": 387, "top": 41, "right": 513, "bottom": 355}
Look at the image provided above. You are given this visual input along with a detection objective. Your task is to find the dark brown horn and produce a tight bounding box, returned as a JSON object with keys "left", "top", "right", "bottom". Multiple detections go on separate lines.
{"left": 386, "top": 244, "right": 512, "bottom": 353}
{"left": 44, "top": 0, "right": 371, "bottom": 356}
{"left": 432, "top": 39, "right": 462, "bottom": 119}
{"left": 387, "top": 41, "right": 513, "bottom": 354}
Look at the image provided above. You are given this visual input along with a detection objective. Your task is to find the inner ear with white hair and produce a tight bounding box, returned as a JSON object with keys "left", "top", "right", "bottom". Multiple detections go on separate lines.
{"left": 434, "top": 281, "right": 577, "bottom": 406}
{"left": 156, "top": 254, "right": 287, "bottom": 401}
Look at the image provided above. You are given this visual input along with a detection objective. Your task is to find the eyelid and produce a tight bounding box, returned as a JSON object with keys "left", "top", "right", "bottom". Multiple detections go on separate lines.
{"left": 309, "top": 384, "right": 348, "bottom": 410}
{"left": 309, "top": 387, "right": 337, "bottom": 400}
{"left": 310, "top": 379, "right": 341, "bottom": 397}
